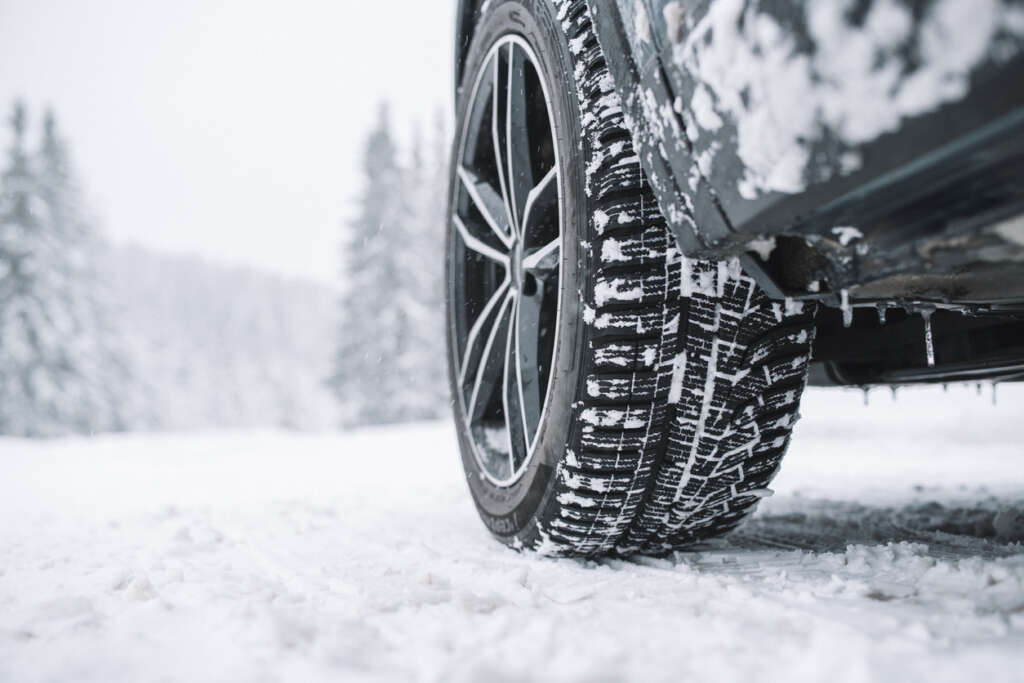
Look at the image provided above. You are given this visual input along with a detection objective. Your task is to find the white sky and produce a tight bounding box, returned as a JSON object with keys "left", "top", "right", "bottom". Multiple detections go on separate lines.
{"left": 0, "top": 0, "right": 454, "bottom": 282}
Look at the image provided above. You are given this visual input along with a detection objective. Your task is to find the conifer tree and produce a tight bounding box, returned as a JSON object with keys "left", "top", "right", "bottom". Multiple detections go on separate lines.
{"left": 396, "top": 122, "right": 446, "bottom": 421}
{"left": 407, "top": 110, "right": 451, "bottom": 418}
{"left": 330, "top": 104, "right": 455, "bottom": 426}
{"left": 0, "top": 103, "right": 128, "bottom": 436}
{"left": 36, "top": 108, "right": 132, "bottom": 432}
{"left": 330, "top": 103, "right": 415, "bottom": 426}
{"left": 0, "top": 102, "right": 62, "bottom": 435}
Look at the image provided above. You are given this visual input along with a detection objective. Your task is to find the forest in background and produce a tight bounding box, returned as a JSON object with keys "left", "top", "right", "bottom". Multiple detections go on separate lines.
{"left": 329, "top": 104, "right": 449, "bottom": 426}
{"left": 0, "top": 102, "right": 449, "bottom": 437}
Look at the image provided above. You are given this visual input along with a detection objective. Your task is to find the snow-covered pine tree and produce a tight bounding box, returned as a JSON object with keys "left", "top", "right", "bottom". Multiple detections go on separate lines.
{"left": 408, "top": 111, "right": 451, "bottom": 418}
{"left": 0, "top": 103, "right": 42, "bottom": 434}
{"left": 395, "top": 120, "right": 448, "bottom": 422}
{"left": 426, "top": 109, "right": 451, "bottom": 411}
{"left": 330, "top": 105, "right": 454, "bottom": 427}
{"left": 331, "top": 103, "right": 417, "bottom": 426}
{"left": 36, "top": 108, "right": 134, "bottom": 432}
{"left": 0, "top": 103, "right": 128, "bottom": 436}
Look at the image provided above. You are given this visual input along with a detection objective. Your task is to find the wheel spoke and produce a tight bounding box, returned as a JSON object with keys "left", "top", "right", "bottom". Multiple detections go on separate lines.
{"left": 465, "top": 289, "right": 515, "bottom": 421}
{"left": 491, "top": 54, "right": 517, "bottom": 239}
{"left": 459, "top": 55, "right": 497, "bottom": 187}
{"left": 515, "top": 291, "right": 543, "bottom": 451}
{"left": 459, "top": 278, "right": 511, "bottom": 387}
{"left": 453, "top": 214, "right": 510, "bottom": 265}
{"left": 505, "top": 43, "right": 534, "bottom": 235}
{"left": 520, "top": 166, "right": 557, "bottom": 236}
{"left": 522, "top": 237, "right": 560, "bottom": 276}
{"left": 503, "top": 295, "right": 529, "bottom": 471}
{"left": 457, "top": 165, "right": 513, "bottom": 249}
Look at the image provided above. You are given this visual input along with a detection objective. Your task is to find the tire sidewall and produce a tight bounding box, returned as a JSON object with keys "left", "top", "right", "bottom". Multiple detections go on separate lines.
{"left": 446, "top": 0, "right": 590, "bottom": 542}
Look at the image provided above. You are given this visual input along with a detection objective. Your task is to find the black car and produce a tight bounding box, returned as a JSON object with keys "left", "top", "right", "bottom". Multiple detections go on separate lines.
{"left": 445, "top": 0, "right": 1024, "bottom": 556}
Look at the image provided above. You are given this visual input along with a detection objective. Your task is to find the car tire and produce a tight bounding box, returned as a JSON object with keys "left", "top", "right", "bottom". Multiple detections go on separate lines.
{"left": 446, "top": 0, "right": 816, "bottom": 556}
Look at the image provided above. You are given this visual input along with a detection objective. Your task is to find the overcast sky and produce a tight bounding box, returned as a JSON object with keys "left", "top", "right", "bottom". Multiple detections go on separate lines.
{"left": 0, "top": 1, "right": 454, "bottom": 282}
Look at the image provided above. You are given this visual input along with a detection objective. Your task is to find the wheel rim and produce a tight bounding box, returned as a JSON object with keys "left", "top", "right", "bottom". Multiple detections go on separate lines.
{"left": 450, "top": 35, "right": 563, "bottom": 487}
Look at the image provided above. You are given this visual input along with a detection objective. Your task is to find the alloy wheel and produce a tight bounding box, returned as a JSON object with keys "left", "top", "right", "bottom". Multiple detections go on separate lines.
{"left": 449, "top": 35, "right": 562, "bottom": 487}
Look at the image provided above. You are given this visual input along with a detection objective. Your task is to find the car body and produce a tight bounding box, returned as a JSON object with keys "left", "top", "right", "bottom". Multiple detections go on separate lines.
{"left": 456, "top": 0, "right": 1024, "bottom": 387}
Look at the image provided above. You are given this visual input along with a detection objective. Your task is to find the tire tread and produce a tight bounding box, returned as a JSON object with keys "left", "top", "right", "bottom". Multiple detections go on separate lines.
{"left": 526, "top": 0, "right": 816, "bottom": 557}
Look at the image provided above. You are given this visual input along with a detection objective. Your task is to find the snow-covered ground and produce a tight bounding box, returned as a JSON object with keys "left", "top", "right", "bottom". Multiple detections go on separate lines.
{"left": 1, "top": 385, "right": 1022, "bottom": 683}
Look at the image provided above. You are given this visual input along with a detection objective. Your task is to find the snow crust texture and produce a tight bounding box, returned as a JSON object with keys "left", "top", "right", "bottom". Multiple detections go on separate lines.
{"left": 1, "top": 386, "right": 1023, "bottom": 682}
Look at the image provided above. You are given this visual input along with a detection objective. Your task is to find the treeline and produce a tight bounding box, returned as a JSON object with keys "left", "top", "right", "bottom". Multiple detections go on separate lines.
{"left": 104, "top": 244, "right": 337, "bottom": 431}
{"left": 0, "top": 101, "right": 451, "bottom": 437}
{"left": 0, "top": 103, "right": 337, "bottom": 436}
{"left": 0, "top": 103, "right": 129, "bottom": 436}
{"left": 329, "top": 104, "right": 450, "bottom": 426}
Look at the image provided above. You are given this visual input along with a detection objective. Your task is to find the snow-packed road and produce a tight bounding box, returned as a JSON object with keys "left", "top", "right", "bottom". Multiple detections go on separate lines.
{"left": 1, "top": 385, "right": 1023, "bottom": 683}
